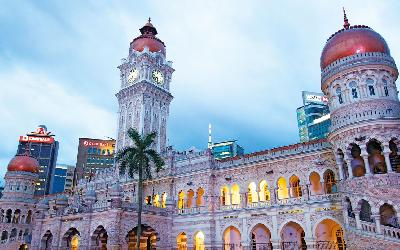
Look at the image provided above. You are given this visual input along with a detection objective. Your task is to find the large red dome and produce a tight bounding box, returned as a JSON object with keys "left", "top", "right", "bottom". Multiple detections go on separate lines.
{"left": 130, "top": 20, "right": 165, "bottom": 55}
{"left": 321, "top": 25, "right": 390, "bottom": 69}
{"left": 7, "top": 155, "right": 39, "bottom": 173}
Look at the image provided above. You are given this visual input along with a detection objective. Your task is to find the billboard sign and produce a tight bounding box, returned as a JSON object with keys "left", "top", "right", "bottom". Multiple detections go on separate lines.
{"left": 302, "top": 91, "right": 328, "bottom": 105}
{"left": 19, "top": 135, "right": 55, "bottom": 144}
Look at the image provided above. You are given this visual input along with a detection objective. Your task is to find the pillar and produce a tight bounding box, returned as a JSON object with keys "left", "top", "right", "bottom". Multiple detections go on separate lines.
{"left": 372, "top": 214, "right": 382, "bottom": 235}
{"left": 335, "top": 154, "right": 344, "bottom": 180}
{"left": 360, "top": 146, "right": 371, "bottom": 175}
{"left": 344, "top": 155, "right": 353, "bottom": 179}
{"left": 383, "top": 146, "right": 393, "bottom": 173}
{"left": 354, "top": 210, "right": 361, "bottom": 230}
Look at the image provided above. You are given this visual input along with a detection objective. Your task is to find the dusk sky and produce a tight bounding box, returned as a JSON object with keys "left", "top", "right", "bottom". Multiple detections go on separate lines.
{"left": 0, "top": 1, "right": 399, "bottom": 179}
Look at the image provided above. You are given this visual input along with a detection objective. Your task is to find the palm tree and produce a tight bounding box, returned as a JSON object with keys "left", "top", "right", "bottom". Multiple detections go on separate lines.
{"left": 116, "top": 128, "right": 164, "bottom": 250}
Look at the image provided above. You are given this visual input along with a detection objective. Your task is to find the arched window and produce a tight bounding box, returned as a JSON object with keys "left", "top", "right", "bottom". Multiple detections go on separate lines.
{"left": 277, "top": 177, "right": 289, "bottom": 200}
{"left": 367, "top": 139, "right": 387, "bottom": 174}
{"left": 380, "top": 204, "right": 399, "bottom": 228}
{"left": 258, "top": 180, "right": 270, "bottom": 202}
{"left": 186, "top": 189, "right": 194, "bottom": 208}
{"left": 1, "top": 231, "right": 8, "bottom": 241}
{"left": 389, "top": 139, "right": 400, "bottom": 172}
{"left": 366, "top": 78, "right": 375, "bottom": 96}
{"left": 248, "top": 182, "right": 258, "bottom": 203}
{"left": 194, "top": 231, "right": 205, "bottom": 250}
{"left": 178, "top": 191, "right": 185, "bottom": 209}
{"left": 323, "top": 170, "right": 337, "bottom": 193}
{"left": 196, "top": 188, "right": 204, "bottom": 207}
{"left": 350, "top": 144, "right": 366, "bottom": 177}
{"left": 231, "top": 184, "right": 241, "bottom": 205}
{"left": 349, "top": 81, "right": 358, "bottom": 99}
{"left": 309, "top": 172, "right": 323, "bottom": 195}
{"left": 12, "top": 209, "right": 21, "bottom": 224}
{"left": 382, "top": 78, "right": 390, "bottom": 97}
{"left": 336, "top": 87, "right": 343, "bottom": 104}
{"left": 153, "top": 194, "right": 160, "bottom": 207}
{"left": 345, "top": 197, "right": 355, "bottom": 218}
{"left": 289, "top": 175, "right": 302, "bottom": 198}
{"left": 221, "top": 186, "right": 230, "bottom": 206}
{"left": 177, "top": 232, "right": 188, "bottom": 250}
{"left": 360, "top": 200, "right": 373, "bottom": 222}
{"left": 161, "top": 193, "right": 167, "bottom": 208}
{"left": 5, "top": 209, "right": 12, "bottom": 223}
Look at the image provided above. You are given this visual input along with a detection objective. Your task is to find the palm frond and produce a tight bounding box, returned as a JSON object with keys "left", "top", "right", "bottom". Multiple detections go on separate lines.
{"left": 142, "top": 131, "right": 157, "bottom": 148}
{"left": 145, "top": 149, "right": 164, "bottom": 173}
{"left": 127, "top": 128, "right": 143, "bottom": 146}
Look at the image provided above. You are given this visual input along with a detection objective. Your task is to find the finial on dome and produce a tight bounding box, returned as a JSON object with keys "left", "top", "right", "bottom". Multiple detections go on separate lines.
{"left": 343, "top": 7, "right": 350, "bottom": 29}
{"left": 148, "top": 17, "right": 151, "bottom": 23}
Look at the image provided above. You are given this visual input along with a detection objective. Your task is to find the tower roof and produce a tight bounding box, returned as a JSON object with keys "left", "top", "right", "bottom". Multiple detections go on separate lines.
{"left": 320, "top": 10, "right": 390, "bottom": 69}
{"left": 130, "top": 18, "right": 166, "bottom": 55}
{"left": 7, "top": 154, "right": 39, "bottom": 173}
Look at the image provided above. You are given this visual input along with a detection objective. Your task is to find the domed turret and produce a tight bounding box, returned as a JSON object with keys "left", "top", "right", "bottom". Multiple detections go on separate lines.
{"left": 7, "top": 155, "right": 39, "bottom": 173}
{"left": 130, "top": 18, "right": 166, "bottom": 55}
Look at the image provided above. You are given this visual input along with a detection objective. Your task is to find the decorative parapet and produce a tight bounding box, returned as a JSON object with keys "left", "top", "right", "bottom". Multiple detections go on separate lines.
{"left": 330, "top": 106, "right": 400, "bottom": 131}
{"left": 321, "top": 52, "right": 397, "bottom": 84}
{"left": 216, "top": 139, "right": 331, "bottom": 169}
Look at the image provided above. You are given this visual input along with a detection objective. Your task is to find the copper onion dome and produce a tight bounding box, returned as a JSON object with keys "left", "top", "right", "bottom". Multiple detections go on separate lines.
{"left": 130, "top": 18, "right": 166, "bottom": 55}
{"left": 320, "top": 9, "right": 390, "bottom": 69}
{"left": 7, "top": 154, "right": 39, "bottom": 173}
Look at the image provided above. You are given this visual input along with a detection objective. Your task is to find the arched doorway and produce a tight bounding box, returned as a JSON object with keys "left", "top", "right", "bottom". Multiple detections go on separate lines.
{"left": 61, "top": 227, "right": 80, "bottom": 250}
{"left": 177, "top": 232, "right": 187, "bottom": 250}
{"left": 250, "top": 224, "right": 272, "bottom": 249}
{"left": 126, "top": 224, "right": 158, "bottom": 250}
{"left": 41, "top": 230, "right": 53, "bottom": 250}
{"left": 315, "top": 219, "right": 346, "bottom": 250}
{"left": 91, "top": 225, "right": 108, "bottom": 250}
{"left": 223, "top": 226, "right": 241, "bottom": 249}
{"left": 194, "top": 231, "right": 205, "bottom": 250}
{"left": 280, "top": 221, "right": 306, "bottom": 250}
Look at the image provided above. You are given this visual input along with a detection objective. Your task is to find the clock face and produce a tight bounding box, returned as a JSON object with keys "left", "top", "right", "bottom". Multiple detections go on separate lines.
{"left": 127, "top": 68, "right": 138, "bottom": 83}
{"left": 152, "top": 70, "right": 164, "bottom": 85}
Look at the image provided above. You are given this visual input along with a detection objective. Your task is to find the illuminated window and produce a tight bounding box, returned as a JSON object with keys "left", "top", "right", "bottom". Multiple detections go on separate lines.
{"left": 178, "top": 191, "right": 185, "bottom": 209}
{"left": 161, "top": 193, "right": 167, "bottom": 208}
{"left": 231, "top": 184, "right": 240, "bottom": 205}
{"left": 221, "top": 186, "right": 230, "bottom": 206}
{"left": 194, "top": 231, "right": 205, "bottom": 250}
{"left": 277, "top": 177, "right": 289, "bottom": 199}
{"left": 248, "top": 182, "right": 258, "bottom": 203}
{"left": 153, "top": 194, "right": 160, "bottom": 207}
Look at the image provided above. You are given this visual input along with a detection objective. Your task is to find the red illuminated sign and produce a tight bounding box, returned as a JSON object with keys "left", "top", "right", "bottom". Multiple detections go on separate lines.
{"left": 19, "top": 136, "right": 55, "bottom": 144}
{"left": 83, "top": 140, "right": 114, "bottom": 148}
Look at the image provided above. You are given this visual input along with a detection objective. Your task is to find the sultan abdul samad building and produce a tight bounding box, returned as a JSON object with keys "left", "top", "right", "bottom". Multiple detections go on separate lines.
{"left": 1, "top": 11, "right": 400, "bottom": 250}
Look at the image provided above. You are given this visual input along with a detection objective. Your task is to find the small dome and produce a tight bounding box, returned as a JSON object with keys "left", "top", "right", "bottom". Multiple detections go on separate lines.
{"left": 321, "top": 26, "right": 390, "bottom": 69}
{"left": 7, "top": 155, "right": 39, "bottom": 173}
{"left": 130, "top": 18, "right": 166, "bottom": 55}
{"left": 321, "top": 10, "right": 390, "bottom": 69}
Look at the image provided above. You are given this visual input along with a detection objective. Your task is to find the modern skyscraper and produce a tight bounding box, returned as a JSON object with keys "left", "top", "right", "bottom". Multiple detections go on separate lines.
{"left": 49, "top": 164, "right": 75, "bottom": 194}
{"left": 211, "top": 140, "right": 244, "bottom": 160}
{"left": 296, "top": 91, "right": 331, "bottom": 142}
{"left": 16, "top": 125, "right": 58, "bottom": 195}
{"left": 75, "top": 138, "right": 115, "bottom": 180}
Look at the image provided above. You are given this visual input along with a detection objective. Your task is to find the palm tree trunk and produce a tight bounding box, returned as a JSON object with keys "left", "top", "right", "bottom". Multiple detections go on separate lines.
{"left": 136, "top": 162, "right": 143, "bottom": 250}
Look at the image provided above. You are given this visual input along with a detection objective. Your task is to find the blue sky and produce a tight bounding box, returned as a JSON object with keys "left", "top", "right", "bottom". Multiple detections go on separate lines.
{"left": 0, "top": 1, "right": 400, "bottom": 179}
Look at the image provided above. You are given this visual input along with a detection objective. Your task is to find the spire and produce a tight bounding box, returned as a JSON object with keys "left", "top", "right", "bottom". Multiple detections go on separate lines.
{"left": 140, "top": 17, "right": 157, "bottom": 35}
{"left": 148, "top": 17, "right": 151, "bottom": 23}
{"left": 343, "top": 7, "right": 350, "bottom": 29}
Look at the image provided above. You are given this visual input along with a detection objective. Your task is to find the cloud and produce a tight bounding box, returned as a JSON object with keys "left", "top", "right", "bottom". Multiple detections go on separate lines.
{"left": 0, "top": 66, "right": 115, "bottom": 178}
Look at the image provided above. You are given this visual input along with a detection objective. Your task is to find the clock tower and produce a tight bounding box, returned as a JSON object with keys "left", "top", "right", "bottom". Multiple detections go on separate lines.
{"left": 116, "top": 19, "right": 174, "bottom": 153}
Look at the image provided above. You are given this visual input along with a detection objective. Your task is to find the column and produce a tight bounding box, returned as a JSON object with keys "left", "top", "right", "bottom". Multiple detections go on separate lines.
{"left": 335, "top": 154, "right": 344, "bottom": 180}
{"left": 360, "top": 146, "right": 371, "bottom": 176}
{"left": 383, "top": 146, "right": 394, "bottom": 173}
{"left": 344, "top": 155, "right": 353, "bottom": 179}
{"left": 354, "top": 210, "right": 361, "bottom": 230}
{"left": 241, "top": 217, "right": 250, "bottom": 247}
{"left": 372, "top": 214, "right": 382, "bottom": 235}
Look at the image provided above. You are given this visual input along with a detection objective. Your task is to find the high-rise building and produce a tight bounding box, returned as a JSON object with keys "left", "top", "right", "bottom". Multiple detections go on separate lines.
{"left": 49, "top": 164, "right": 75, "bottom": 194}
{"left": 64, "top": 165, "right": 76, "bottom": 192}
{"left": 16, "top": 125, "right": 59, "bottom": 195}
{"left": 211, "top": 140, "right": 244, "bottom": 160}
{"left": 75, "top": 138, "right": 115, "bottom": 180}
{"left": 296, "top": 91, "right": 331, "bottom": 142}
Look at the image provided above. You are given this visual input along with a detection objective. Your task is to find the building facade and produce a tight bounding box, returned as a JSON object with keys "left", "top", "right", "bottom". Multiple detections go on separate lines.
{"left": 297, "top": 92, "right": 331, "bottom": 142}
{"left": 1, "top": 14, "right": 400, "bottom": 250}
{"left": 211, "top": 140, "right": 244, "bottom": 160}
{"left": 75, "top": 138, "right": 115, "bottom": 180}
{"left": 16, "top": 125, "right": 59, "bottom": 196}
{"left": 50, "top": 164, "right": 75, "bottom": 194}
